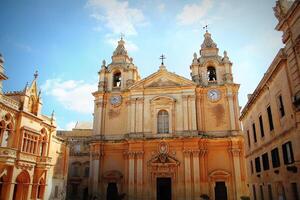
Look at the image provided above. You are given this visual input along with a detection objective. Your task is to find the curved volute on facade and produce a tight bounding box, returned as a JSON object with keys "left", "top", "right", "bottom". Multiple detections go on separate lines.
{"left": 190, "top": 31, "right": 233, "bottom": 86}
{"left": 97, "top": 38, "right": 141, "bottom": 92}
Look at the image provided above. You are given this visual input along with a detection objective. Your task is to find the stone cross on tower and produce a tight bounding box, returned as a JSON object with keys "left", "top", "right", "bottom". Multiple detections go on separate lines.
{"left": 159, "top": 54, "right": 166, "bottom": 65}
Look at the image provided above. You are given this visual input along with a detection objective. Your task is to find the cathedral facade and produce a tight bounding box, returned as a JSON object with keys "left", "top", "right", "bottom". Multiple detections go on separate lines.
{"left": 89, "top": 32, "right": 248, "bottom": 200}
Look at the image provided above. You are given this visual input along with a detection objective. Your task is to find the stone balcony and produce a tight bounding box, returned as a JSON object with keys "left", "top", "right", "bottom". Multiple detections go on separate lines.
{"left": 36, "top": 156, "right": 53, "bottom": 168}
{"left": 17, "top": 152, "right": 37, "bottom": 164}
{"left": 0, "top": 147, "right": 17, "bottom": 164}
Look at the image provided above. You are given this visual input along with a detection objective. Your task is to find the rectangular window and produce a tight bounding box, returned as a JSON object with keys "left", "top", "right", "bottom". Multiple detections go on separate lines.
{"left": 262, "top": 153, "right": 270, "bottom": 170}
{"left": 278, "top": 95, "right": 285, "bottom": 118}
{"left": 253, "top": 185, "right": 257, "bottom": 200}
{"left": 268, "top": 184, "right": 273, "bottom": 200}
{"left": 250, "top": 160, "right": 254, "bottom": 174}
{"left": 260, "top": 185, "right": 264, "bottom": 200}
{"left": 282, "top": 141, "right": 294, "bottom": 164}
{"left": 267, "top": 106, "right": 274, "bottom": 131}
{"left": 247, "top": 130, "right": 251, "bottom": 147}
{"left": 54, "top": 186, "right": 59, "bottom": 198}
{"left": 292, "top": 183, "right": 299, "bottom": 200}
{"left": 259, "top": 115, "right": 265, "bottom": 137}
{"left": 271, "top": 148, "right": 280, "bottom": 168}
{"left": 252, "top": 123, "right": 257, "bottom": 143}
{"left": 255, "top": 157, "right": 261, "bottom": 173}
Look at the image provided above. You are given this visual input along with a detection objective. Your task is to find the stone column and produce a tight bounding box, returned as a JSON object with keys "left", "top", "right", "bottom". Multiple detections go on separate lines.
{"left": 199, "top": 144, "right": 208, "bottom": 195}
{"left": 230, "top": 148, "right": 242, "bottom": 200}
{"left": 126, "top": 100, "right": 131, "bottom": 133}
{"left": 184, "top": 150, "right": 192, "bottom": 200}
{"left": 128, "top": 152, "right": 135, "bottom": 199}
{"left": 192, "top": 150, "right": 200, "bottom": 200}
{"left": 90, "top": 145, "right": 100, "bottom": 197}
{"left": 227, "top": 91, "right": 236, "bottom": 131}
{"left": 190, "top": 96, "right": 197, "bottom": 131}
{"left": 130, "top": 99, "right": 136, "bottom": 133}
{"left": 182, "top": 96, "right": 189, "bottom": 131}
{"left": 136, "top": 151, "right": 144, "bottom": 199}
{"left": 93, "top": 100, "right": 103, "bottom": 135}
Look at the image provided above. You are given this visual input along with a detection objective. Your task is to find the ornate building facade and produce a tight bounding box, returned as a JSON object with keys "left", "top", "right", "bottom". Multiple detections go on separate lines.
{"left": 240, "top": 1, "right": 300, "bottom": 200}
{"left": 89, "top": 31, "right": 248, "bottom": 200}
{"left": 0, "top": 54, "right": 69, "bottom": 200}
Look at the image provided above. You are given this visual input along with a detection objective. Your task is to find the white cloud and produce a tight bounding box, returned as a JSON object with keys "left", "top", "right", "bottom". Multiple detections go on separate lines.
{"left": 65, "top": 121, "right": 76, "bottom": 130}
{"left": 177, "top": 0, "right": 213, "bottom": 26}
{"left": 87, "top": 0, "right": 146, "bottom": 36}
{"left": 41, "top": 79, "right": 97, "bottom": 114}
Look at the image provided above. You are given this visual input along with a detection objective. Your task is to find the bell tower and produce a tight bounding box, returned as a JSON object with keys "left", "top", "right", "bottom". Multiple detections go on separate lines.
{"left": 97, "top": 38, "right": 140, "bottom": 92}
{"left": 190, "top": 31, "right": 233, "bottom": 86}
{"left": 191, "top": 31, "right": 241, "bottom": 135}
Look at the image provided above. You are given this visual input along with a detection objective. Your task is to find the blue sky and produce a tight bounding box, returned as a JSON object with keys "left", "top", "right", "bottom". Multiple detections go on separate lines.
{"left": 0, "top": 0, "right": 283, "bottom": 130}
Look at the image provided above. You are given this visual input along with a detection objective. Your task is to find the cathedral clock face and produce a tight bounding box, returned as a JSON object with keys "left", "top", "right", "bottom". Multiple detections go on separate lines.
{"left": 110, "top": 95, "right": 122, "bottom": 106}
{"left": 207, "top": 89, "right": 221, "bottom": 101}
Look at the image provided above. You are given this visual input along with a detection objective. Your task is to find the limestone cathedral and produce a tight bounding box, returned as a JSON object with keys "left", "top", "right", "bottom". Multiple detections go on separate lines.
{"left": 89, "top": 32, "right": 248, "bottom": 200}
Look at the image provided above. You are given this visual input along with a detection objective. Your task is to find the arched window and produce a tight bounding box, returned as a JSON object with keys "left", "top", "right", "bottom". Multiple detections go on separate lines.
{"left": 1, "top": 122, "right": 12, "bottom": 147}
{"left": 207, "top": 66, "right": 217, "bottom": 81}
{"left": 37, "top": 178, "right": 45, "bottom": 199}
{"left": 157, "top": 110, "right": 169, "bottom": 134}
{"left": 113, "top": 71, "right": 121, "bottom": 87}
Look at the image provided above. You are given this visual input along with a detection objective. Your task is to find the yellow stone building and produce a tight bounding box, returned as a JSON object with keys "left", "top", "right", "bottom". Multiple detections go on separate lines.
{"left": 88, "top": 31, "right": 248, "bottom": 200}
{"left": 240, "top": 1, "right": 300, "bottom": 200}
{"left": 57, "top": 122, "right": 93, "bottom": 200}
{"left": 0, "top": 55, "right": 69, "bottom": 200}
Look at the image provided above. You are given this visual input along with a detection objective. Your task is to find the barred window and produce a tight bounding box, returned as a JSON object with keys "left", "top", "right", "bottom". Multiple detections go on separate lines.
{"left": 157, "top": 110, "right": 169, "bottom": 134}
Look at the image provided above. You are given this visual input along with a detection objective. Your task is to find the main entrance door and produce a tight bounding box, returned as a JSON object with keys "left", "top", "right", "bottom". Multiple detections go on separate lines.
{"left": 214, "top": 181, "right": 228, "bottom": 200}
{"left": 157, "top": 177, "right": 171, "bottom": 200}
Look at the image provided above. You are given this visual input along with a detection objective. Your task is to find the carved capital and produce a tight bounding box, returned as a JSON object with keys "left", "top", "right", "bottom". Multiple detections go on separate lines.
{"left": 229, "top": 148, "right": 241, "bottom": 157}
{"left": 183, "top": 150, "right": 191, "bottom": 157}
{"left": 127, "top": 151, "right": 136, "bottom": 159}
{"left": 192, "top": 150, "right": 201, "bottom": 157}
{"left": 136, "top": 151, "right": 144, "bottom": 159}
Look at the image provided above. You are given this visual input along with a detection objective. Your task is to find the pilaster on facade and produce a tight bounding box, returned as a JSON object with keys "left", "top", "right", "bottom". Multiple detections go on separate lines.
{"left": 183, "top": 150, "right": 192, "bottom": 200}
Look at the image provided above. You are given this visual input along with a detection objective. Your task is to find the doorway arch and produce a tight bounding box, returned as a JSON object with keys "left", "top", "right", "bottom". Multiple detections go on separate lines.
{"left": 13, "top": 170, "right": 30, "bottom": 200}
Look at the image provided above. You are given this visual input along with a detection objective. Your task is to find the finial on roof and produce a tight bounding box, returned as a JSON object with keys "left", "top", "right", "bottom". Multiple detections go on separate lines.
{"left": 201, "top": 31, "right": 217, "bottom": 49}
{"left": 120, "top": 32, "right": 125, "bottom": 41}
{"left": 0, "top": 53, "right": 4, "bottom": 64}
{"left": 223, "top": 50, "right": 230, "bottom": 63}
{"left": 113, "top": 37, "right": 128, "bottom": 56}
{"left": 159, "top": 54, "right": 166, "bottom": 70}
{"left": 24, "top": 82, "right": 29, "bottom": 92}
{"left": 34, "top": 70, "right": 38, "bottom": 79}
{"left": 51, "top": 110, "right": 55, "bottom": 125}
{"left": 101, "top": 59, "right": 106, "bottom": 69}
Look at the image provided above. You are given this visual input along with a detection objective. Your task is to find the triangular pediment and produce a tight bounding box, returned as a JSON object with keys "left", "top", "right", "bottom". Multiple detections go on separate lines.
{"left": 129, "top": 69, "right": 196, "bottom": 90}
